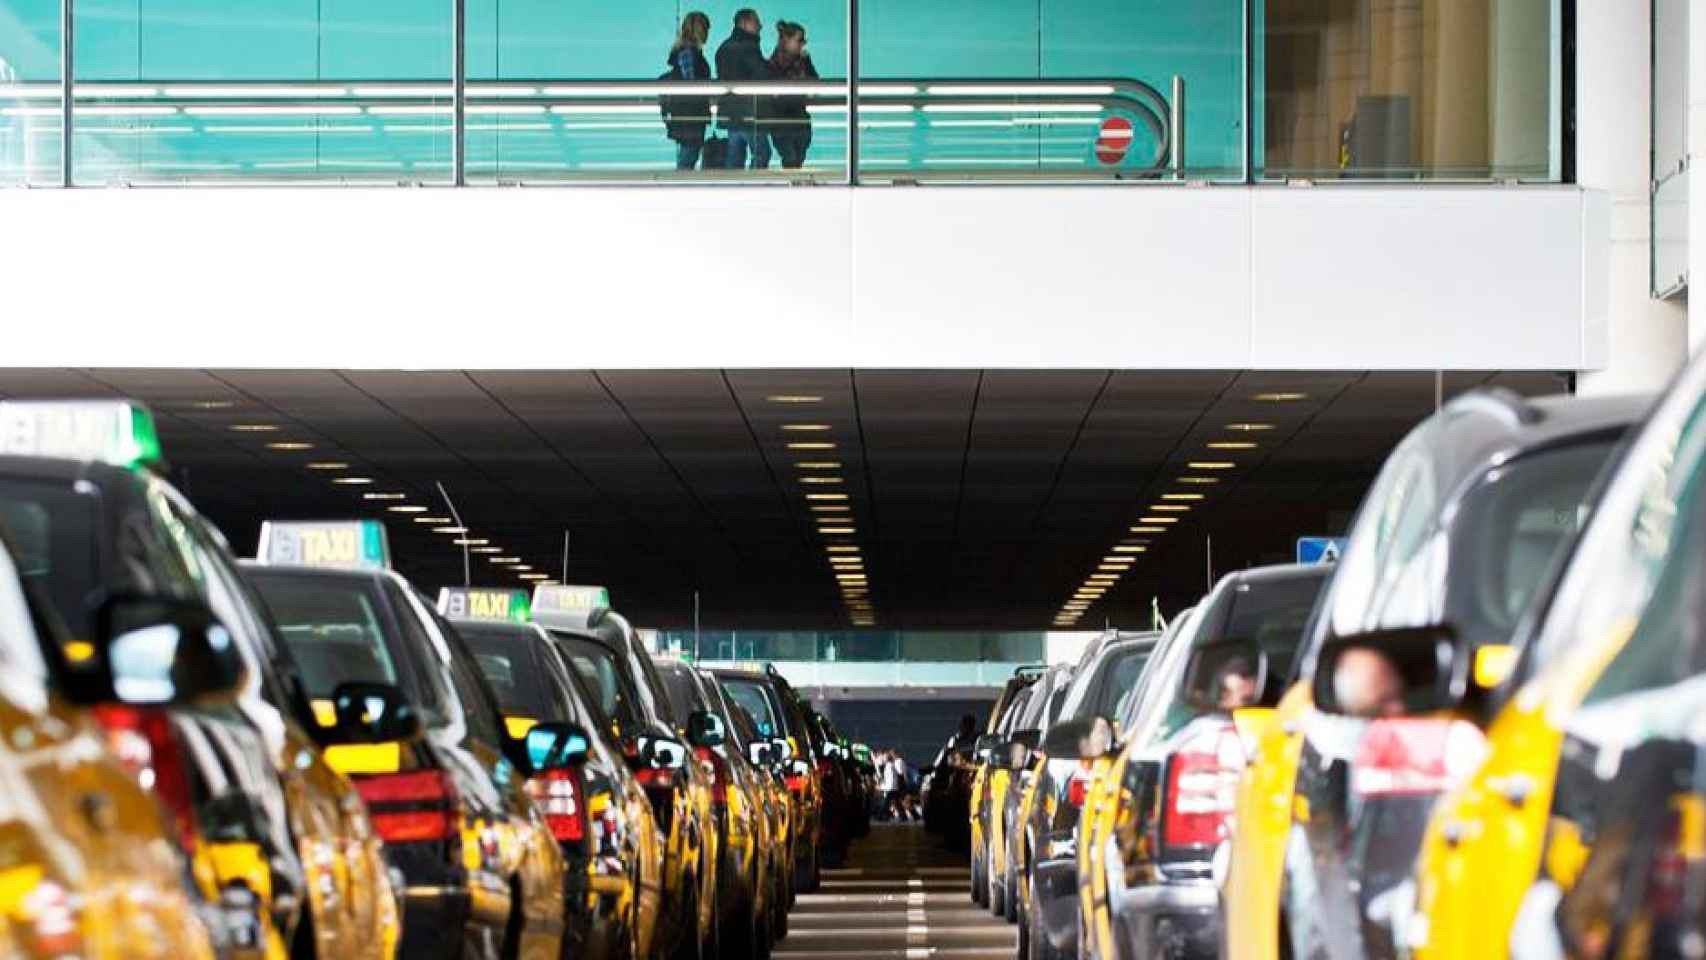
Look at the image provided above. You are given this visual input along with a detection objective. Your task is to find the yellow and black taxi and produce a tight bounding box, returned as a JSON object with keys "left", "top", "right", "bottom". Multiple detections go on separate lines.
{"left": 534, "top": 589, "right": 715, "bottom": 960}
{"left": 711, "top": 666, "right": 825, "bottom": 895}
{"left": 970, "top": 666, "right": 1043, "bottom": 914}
{"left": 1402, "top": 367, "right": 1706, "bottom": 959}
{"left": 1013, "top": 631, "right": 1157, "bottom": 960}
{"left": 1001, "top": 662, "right": 1076, "bottom": 928}
{"left": 701, "top": 664, "right": 794, "bottom": 947}
{"left": 0, "top": 400, "right": 402, "bottom": 960}
{"left": 439, "top": 586, "right": 659, "bottom": 960}
{"left": 244, "top": 523, "right": 566, "bottom": 960}
{"left": 656, "top": 658, "right": 773, "bottom": 957}
{"left": 1231, "top": 391, "right": 1642, "bottom": 960}
{"left": 0, "top": 519, "right": 221, "bottom": 958}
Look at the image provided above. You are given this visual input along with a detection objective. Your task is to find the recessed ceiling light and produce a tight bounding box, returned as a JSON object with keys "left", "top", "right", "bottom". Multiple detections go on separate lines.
{"left": 1188, "top": 461, "right": 1236, "bottom": 470}
{"left": 1112, "top": 545, "right": 1146, "bottom": 553}
{"left": 388, "top": 505, "right": 428, "bottom": 514}
{"left": 519, "top": 573, "right": 549, "bottom": 581}
{"left": 1098, "top": 564, "right": 1131, "bottom": 572}
{"left": 489, "top": 556, "right": 521, "bottom": 563}
{"left": 509, "top": 564, "right": 533, "bottom": 571}
{"left": 811, "top": 504, "right": 851, "bottom": 513}
{"left": 1130, "top": 526, "right": 1168, "bottom": 534}
{"left": 1226, "top": 423, "right": 1275, "bottom": 432}
{"left": 306, "top": 461, "right": 349, "bottom": 471}
{"left": 1138, "top": 516, "right": 1180, "bottom": 524}
{"left": 1150, "top": 505, "right": 1191, "bottom": 512}
{"left": 830, "top": 555, "right": 863, "bottom": 563}
{"left": 1162, "top": 493, "right": 1205, "bottom": 501}
{"left": 413, "top": 516, "right": 452, "bottom": 524}
{"left": 796, "top": 461, "right": 842, "bottom": 470}
{"left": 1254, "top": 391, "right": 1308, "bottom": 402}
{"left": 800, "top": 477, "right": 843, "bottom": 485}
{"left": 363, "top": 492, "right": 407, "bottom": 501}
{"left": 1089, "top": 574, "right": 1119, "bottom": 582}
{"left": 332, "top": 477, "right": 374, "bottom": 485}
{"left": 470, "top": 546, "right": 503, "bottom": 554}
{"left": 781, "top": 424, "right": 831, "bottom": 432}
{"left": 826, "top": 545, "right": 860, "bottom": 553}
{"left": 787, "top": 442, "right": 836, "bottom": 450}
{"left": 1177, "top": 476, "right": 1219, "bottom": 485}
{"left": 767, "top": 395, "right": 823, "bottom": 403}
{"left": 819, "top": 526, "right": 857, "bottom": 535}
{"left": 806, "top": 493, "right": 849, "bottom": 501}
{"left": 189, "top": 400, "right": 235, "bottom": 410}
{"left": 229, "top": 424, "right": 279, "bottom": 433}
{"left": 452, "top": 538, "right": 489, "bottom": 546}
{"left": 265, "top": 441, "right": 314, "bottom": 451}
{"left": 1208, "top": 441, "right": 1258, "bottom": 450}
{"left": 433, "top": 526, "right": 468, "bottom": 534}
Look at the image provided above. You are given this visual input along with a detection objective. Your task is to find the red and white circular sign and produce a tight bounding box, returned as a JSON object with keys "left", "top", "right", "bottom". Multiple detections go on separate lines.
{"left": 1096, "top": 116, "right": 1133, "bottom": 165}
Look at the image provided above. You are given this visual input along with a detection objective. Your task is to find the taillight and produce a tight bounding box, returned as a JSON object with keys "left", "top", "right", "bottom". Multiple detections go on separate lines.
{"left": 1161, "top": 723, "right": 1241, "bottom": 850}
{"left": 634, "top": 767, "right": 675, "bottom": 790}
{"left": 1066, "top": 763, "right": 1093, "bottom": 809}
{"left": 529, "top": 769, "right": 587, "bottom": 845}
{"left": 354, "top": 769, "right": 457, "bottom": 843}
{"left": 1650, "top": 808, "right": 1687, "bottom": 919}
{"left": 92, "top": 705, "right": 197, "bottom": 852}
{"left": 696, "top": 747, "right": 730, "bottom": 807}
{"left": 784, "top": 774, "right": 806, "bottom": 793}
{"left": 1352, "top": 718, "right": 1486, "bottom": 797}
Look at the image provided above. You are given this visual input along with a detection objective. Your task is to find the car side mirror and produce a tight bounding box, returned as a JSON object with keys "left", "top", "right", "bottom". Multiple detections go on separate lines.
{"left": 327, "top": 682, "right": 421, "bottom": 744}
{"left": 643, "top": 736, "right": 688, "bottom": 770}
{"left": 974, "top": 734, "right": 1004, "bottom": 764}
{"left": 1312, "top": 624, "right": 1459, "bottom": 718}
{"left": 771, "top": 737, "right": 794, "bottom": 761}
{"left": 1042, "top": 718, "right": 1094, "bottom": 759}
{"left": 98, "top": 595, "right": 247, "bottom": 706}
{"left": 525, "top": 722, "right": 591, "bottom": 772}
{"left": 748, "top": 741, "right": 773, "bottom": 767}
{"left": 687, "top": 710, "right": 726, "bottom": 749}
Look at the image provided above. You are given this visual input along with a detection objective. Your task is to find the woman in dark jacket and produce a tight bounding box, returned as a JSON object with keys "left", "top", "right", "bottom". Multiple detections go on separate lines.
{"left": 766, "top": 21, "right": 817, "bottom": 169}
{"left": 664, "top": 12, "right": 713, "bottom": 169}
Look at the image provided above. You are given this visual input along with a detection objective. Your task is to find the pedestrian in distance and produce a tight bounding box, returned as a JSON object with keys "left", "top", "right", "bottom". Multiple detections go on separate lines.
{"left": 767, "top": 20, "right": 817, "bottom": 169}
{"left": 662, "top": 11, "right": 714, "bottom": 170}
{"left": 715, "top": 8, "right": 772, "bottom": 169}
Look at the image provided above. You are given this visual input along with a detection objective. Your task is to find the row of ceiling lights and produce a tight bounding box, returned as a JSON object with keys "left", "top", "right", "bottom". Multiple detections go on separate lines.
{"left": 768, "top": 393, "right": 876, "bottom": 628}
{"left": 1052, "top": 390, "right": 1310, "bottom": 628}
{"left": 200, "top": 401, "right": 559, "bottom": 585}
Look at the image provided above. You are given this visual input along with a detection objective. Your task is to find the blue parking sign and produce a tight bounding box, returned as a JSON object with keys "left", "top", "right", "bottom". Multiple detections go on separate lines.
{"left": 1296, "top": 537, "right": 1346, "bottom": 565}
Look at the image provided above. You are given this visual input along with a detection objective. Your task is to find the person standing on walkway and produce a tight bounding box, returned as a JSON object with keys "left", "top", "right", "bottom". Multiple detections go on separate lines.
{"left": 662, "top": 12, "right": 713, "bottom": 169}
{"left": 766, "top": 20, "right": 817, "bottom": 169}
{"left": 715, "top": 8, "right": 772, "bottom": 169}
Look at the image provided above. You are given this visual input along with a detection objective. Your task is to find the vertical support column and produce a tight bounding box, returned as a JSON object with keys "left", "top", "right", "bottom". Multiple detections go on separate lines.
{"left": 59, "top": 0, "right": 72, "bottom": 187}
{"left": 1170, "top": 74, "right": 1186, "bottom": 178}
{"left": 846, "top": 0, "right": 859, "bottom": 185}
{"left": 452, "top": 0, "right": 465, "bottom": 186}
{"left": 1689, "top": 0, "right": 1706, "bottom": 348}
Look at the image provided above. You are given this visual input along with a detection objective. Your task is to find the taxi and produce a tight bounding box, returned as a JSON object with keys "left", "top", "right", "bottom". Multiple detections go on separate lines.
{"left": 0, "top": 526, "right": 220, "bottom": 959}
{"left": 712, "top": 666, "right": 825, "bottom": 896}
{"left": 0, "top": 400, "right": 400, "bottom": 960}
{"left": 703, "top": 665, "right": 795, "bottom": 945}
{"left": 246, "top": 522, "right": 567, "bottom": 960}
{"left": 970, "top": 667, "right": 1042, "bottom": 913}
{"left": 1004, "top": 663, "right": 1076, "bottom": 931}
{"left": 1214, "top": 390, "right": 1643, "bottom": 960}
{"left": 535, "top": 590, "right": 715, "bottom": 959}
{"left": 441, "top": 587, "right": 659, "bottom": 960}
{"left": 1408, "top": 363, "right": 1706, "bottom": 960}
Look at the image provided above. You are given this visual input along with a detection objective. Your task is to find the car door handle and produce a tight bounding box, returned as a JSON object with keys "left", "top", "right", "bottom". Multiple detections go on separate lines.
{"left": 1485, "top": 774, "right": 1535, "bottom": 807}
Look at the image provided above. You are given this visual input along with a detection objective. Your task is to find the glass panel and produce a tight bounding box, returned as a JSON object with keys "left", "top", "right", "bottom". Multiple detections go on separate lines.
{"left": 1653, "top": 0, "right": 1688, "bottom": 297}
{"left": 1654, "top": 173, "right": 1689, "bottom": 298}
{"left": 1259, "top": 0, "right": 1557, "bottom": 181}
{"left": 857, "top": 0, "right": 1241, "bottom": 182}
{"left": 460, "top": 2, "right": 847, "bottom": 182}
{"left": 70, "top": 0, "right": 451, "bottom": 184}
{"left": 0, "top": 0, "right": 62, "bottom": 185}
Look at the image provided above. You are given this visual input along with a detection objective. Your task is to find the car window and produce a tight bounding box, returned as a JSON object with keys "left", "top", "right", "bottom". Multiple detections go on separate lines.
{"left": 0, "top": 478, "right": 101, "bottom": 640}
{"left": 658, "top": 664, "right": 709, "bottom": 720}
{"left": 722, "top": 677, "right": 782, "bottom": 739}
{"left": 1325, "top": 439, "right": 1438, "bottom": 639}
{"left": 556, "top": 633, "right": 645, "bottom": 735}
{"left": 0, "top": 544, "right": 49, "bottom": 706}
{"left": 1091, "top": 646, "right": 1151, "bottom": 718}
{"left": 254, "top": 575, "right": 400, "bottom": 693}
{"left": 460, "top": 624, "right": 558, "bottom": 720}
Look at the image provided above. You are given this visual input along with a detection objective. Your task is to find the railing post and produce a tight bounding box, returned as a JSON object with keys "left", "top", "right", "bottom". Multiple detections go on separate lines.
{"left": 1170, "top": 74, "right": 1186, "bottom": 179}
{"left": 452, "top": 0, "right": 465, "bottom": 186}
{"left": 60, "top": 0, "right": 72, "bottom": 186}
{"left": 846, "top": 0, "right": 859, "bottom": 185}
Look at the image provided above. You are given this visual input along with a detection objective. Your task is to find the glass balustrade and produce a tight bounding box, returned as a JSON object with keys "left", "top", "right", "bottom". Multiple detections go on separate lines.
{"left": 657, "top": 629, "right": 1046, "bottom": 664}
{"left": 0, "top": 0, "right": 1568, "bottom": 185}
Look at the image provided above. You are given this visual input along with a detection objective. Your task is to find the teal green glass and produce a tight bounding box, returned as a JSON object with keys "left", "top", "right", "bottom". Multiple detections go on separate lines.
{"left": 660, "top": 629, "right": 1046, "bottom": 663}
{"left": 0, "top": 0, "right": 62, "bottom": 184}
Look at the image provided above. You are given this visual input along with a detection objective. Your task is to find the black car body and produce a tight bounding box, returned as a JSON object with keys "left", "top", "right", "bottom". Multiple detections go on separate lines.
{"left": 971, "top": 667, "right": 1044, "bottom": 911}
{"left": 1102, "top": 564, "right": 1331, "bottom": 960}
{"left": 1003, "top": 662, "right": 1078, "bottom": 925}
{"left": 712, "top": 666, "right": 825, "bottom": 894}
{"left": 1021, "top": 634, "right": 1159, "bottom": 960}
{"left": 1281, "top": 391, "right": 1645, "bottom": 960}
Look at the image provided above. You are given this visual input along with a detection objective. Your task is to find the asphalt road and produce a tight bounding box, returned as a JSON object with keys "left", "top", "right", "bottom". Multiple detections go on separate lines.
{"left": 773, "top": 823, "right": 1017, "bottom": 960}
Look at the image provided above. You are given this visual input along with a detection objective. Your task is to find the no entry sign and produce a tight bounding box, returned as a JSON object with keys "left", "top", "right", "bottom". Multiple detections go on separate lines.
{"left": 1096, "top": 116, "right": 1132, "bottom": 165}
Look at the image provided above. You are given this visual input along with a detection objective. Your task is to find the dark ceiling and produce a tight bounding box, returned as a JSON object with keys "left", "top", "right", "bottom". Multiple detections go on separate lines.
{"left": 0, "top": 369, "right": 1567, "bottom": 630}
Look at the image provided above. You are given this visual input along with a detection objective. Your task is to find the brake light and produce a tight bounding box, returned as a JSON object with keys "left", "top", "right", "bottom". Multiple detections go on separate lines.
{"left": 1352, "top": 718, "right": 1487, "bottom": 797}
{"left": 1161, "top": 723, "right": 1241, "bottom": 849}
{"left": 1067, "top": 763, "right": 1093, "bottom": 809}
{"left": 634, "top": 767, "right": 675, "bottom": 790}
{"left": 696, "top": 746, "right": 730, "bottom": 807}
{"left": 529, "top": 769, "right": 587, "bottom": 845}
{"left": 354, "top": 769, "right": 457, "bottom": 843}
{"left": 92, "top": 705, "right": 197, "bottom": 852}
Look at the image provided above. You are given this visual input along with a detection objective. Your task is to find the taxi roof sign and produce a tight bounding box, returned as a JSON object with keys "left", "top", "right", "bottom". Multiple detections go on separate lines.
{"left": 438, "top": 587, "right": 531, "bottom": 624}
{"left": 258, "top": 520, "right": 391, "bottom": 571}
{"left": 530, "top": 584, "right": 610, "bottom": 630}
{"left": 0, "top": 401, "right": 163, "bottom": 469}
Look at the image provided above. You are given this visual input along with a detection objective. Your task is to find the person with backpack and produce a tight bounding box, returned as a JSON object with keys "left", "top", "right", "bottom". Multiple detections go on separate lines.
{"left": 766, "top": 20, "right": 817, "bottom": 169}
{"left": 714, "top": 8, "right": 771, "bottom": 170}
{"left": 662, "top": 11, "right": 713, "bottom": 170}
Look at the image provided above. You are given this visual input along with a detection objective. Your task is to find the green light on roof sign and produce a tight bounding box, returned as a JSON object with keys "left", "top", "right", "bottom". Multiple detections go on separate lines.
{"left": 258, "top": 520, "right": 391, "bottom": 571}
{"left": 0, "top": 401, "right": 163, "bottom": 469}
{"left": 438, "top": 587, "right": 531, "bottom": 624}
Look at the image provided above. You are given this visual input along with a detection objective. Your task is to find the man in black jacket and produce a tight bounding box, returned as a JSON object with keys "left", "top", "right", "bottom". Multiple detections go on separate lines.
{"left": 715, "top": 8, "right": 771, "bottom": 169}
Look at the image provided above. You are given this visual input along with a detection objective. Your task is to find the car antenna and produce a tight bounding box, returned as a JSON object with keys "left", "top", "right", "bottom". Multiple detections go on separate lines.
{"left": 435, "top": 481, "right": 470, "bottom": 587}
{"left": 561, "top": 529, "right": 570, "bottom": 582}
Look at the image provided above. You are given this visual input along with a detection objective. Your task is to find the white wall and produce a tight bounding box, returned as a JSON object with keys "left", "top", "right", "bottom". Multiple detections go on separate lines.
{"left": 1, "top": 184, "right": 1601, "bottom": 371}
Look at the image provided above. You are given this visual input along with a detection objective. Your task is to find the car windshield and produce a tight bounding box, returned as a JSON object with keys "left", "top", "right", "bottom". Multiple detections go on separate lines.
{"left": 0, "top": 478, "right": 101, "bottom": 640}
{"left": 722, "top": 677, "right": 782, "bottom": 739}
{"left": 248, "top": 573, "right": 404, "bottom": 697}
{"left": 458, "top": 624, "right": 556, "bottom": 719}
